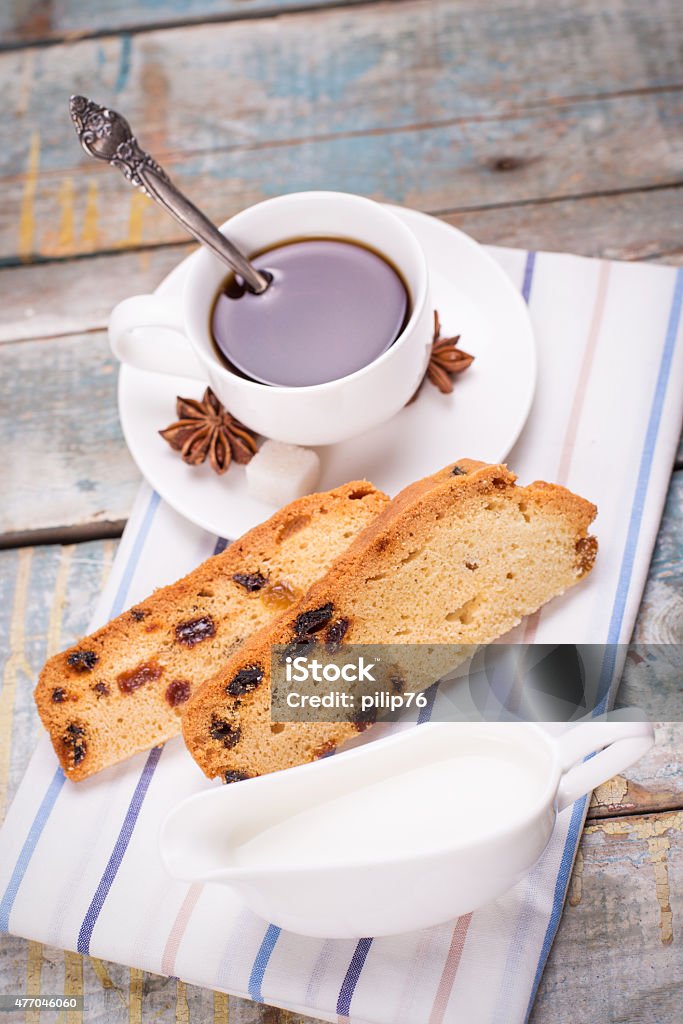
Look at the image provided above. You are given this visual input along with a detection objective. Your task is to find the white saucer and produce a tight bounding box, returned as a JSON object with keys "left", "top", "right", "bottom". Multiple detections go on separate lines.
{"left": 118, "top": 206, "right": 536, "bottom": 539}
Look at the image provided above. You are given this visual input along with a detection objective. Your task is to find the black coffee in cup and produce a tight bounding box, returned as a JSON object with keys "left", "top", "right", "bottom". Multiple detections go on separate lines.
{"left": 211, "top": 238, "right": 409, "bottom": 387}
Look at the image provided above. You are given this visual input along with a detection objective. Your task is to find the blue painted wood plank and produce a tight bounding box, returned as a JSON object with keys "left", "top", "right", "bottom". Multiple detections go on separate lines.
{"left": 3, "top": 88, "right": 682, "bottom": 264}
{"left": 2, "top": 0, "right": 681, "bottom": 263}
{"left": 2, "top": 188, "right": 682, "bottom": 346}
{"left": 3, "top": 1, "right": 683, "bottom": 179}
{"left": 0, "top": 0, "right": 367, "bottom": 45}
{"left": 1, "top": 332, "right": 140, "bottom": 541}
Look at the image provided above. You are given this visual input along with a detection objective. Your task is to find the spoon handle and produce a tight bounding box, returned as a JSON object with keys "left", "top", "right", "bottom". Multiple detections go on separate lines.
{"left": 69, "top": 95, "right": 269, "bottom": 295}
{"left": 134, "top": 164, "right": 267, "bottom": 293}
{"left": 136, "top": 164, "right": 269, "bottom": 295}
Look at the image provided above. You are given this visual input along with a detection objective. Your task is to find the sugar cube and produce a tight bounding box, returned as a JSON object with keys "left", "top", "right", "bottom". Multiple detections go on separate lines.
{"left": 246, "top": 440, "right": 321, "bottom": 506}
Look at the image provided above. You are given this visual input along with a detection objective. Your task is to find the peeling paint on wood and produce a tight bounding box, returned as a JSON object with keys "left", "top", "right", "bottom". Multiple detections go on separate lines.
{"left": 568, "top": 847, "right": 583, "bottom": 907}
{"left": 590, "top": 722, "right": 683, "bottom": 820}
{"left": 533, "top": 809, "right": 683, "bottom": 1023}
{"left": 585, "top": 811, "right": 683, "bottom": 946}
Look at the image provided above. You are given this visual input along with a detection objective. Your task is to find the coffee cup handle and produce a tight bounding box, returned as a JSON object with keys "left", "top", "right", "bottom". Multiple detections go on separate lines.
{"left": 108, "top": 295, "right": 206, "bottom": 379}
{"left": 554, "top": 714, "right": 654, "bottom": 813}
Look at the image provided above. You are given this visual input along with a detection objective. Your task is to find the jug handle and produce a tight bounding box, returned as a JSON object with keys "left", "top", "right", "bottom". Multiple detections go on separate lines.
{"left": 555, "top": 714, "right": 654, "bottom": 813}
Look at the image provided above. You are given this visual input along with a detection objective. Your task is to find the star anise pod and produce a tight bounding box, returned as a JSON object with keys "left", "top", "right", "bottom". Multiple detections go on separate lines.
{"left": 159, "top": 387, "right": 258, "bottom": 475}
{"left": 427, "top": 310, "right": 474, "bottom": 394}
{"left": 407, "top": 311, "right": 474, "bottom": 403}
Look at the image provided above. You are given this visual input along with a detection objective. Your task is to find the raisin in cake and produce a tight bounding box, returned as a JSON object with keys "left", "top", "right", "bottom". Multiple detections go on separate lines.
{"left": 182, "top": 460, "right": 598, "bottom": 782}
{"left": 35, "top": 481, "right": 387, "bottom": 780}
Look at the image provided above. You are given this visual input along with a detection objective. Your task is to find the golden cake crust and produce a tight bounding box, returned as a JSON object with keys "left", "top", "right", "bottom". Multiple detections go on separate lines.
{"left": 182, "top": 460, "right": 598, "bottom": 782}
{"left": 34, "top": 481, "right": 388, "bottom": 780}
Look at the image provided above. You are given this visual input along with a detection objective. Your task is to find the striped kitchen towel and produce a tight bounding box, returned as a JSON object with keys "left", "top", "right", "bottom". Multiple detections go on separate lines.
{"left": 1, "top": 250, "right": 681, "bottom": 1024}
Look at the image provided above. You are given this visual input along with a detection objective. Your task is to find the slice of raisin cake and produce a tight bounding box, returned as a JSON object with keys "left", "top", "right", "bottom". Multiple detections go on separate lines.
{"left": 182, "top": 460, "right": 598, "bottom": 782}
{"left": 35, "top": 481, "right": 387, "bottom": 780}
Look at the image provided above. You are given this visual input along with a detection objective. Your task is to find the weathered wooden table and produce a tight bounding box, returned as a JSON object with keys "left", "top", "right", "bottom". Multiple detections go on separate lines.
{"left": 1, "top": 1, "right": 682, "bottom": 1021}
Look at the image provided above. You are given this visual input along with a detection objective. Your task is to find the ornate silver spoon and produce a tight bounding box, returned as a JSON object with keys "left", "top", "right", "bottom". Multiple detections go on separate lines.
{"left": 69, "top": 95, "right": 270, "bottom": 294}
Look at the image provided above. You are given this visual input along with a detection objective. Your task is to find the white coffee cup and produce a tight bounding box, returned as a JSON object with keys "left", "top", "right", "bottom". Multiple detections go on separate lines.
{"left": 108, "top": 191, "right": 433, "bottom": 446}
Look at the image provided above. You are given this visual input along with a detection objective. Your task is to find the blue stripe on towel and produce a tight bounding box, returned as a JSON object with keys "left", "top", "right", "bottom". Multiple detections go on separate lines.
{"left": 337, "top": 937, "right": 374, "bottom": 1017}
{"left": 77, "top": 745, "right": 163, "bottom": 954}
{"left": 605, "top": 266, "right": 683, "bottom": 654}
{"left": 0, "top": 490, "right": 162, "bottom": 932}
{"left": 0, "top": 768, "right": 66, "bottom": 932}
{"left": 521, "top": 251, "right": 536, "bottom": 303}
{"left": 109, "top": 490, "right": 161, "bottom": 618}
{"left": 248, "top": 924, "right": 282, "bottom": 1002}
{"left": 523, "top": 796, "right": 587, "bottom": 1020}
{"left": 525, "top": 266, "right": 683, "bottom": 1022}
{"left": 76, "top": 526, "right": 226, "bottom": 955}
